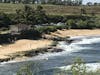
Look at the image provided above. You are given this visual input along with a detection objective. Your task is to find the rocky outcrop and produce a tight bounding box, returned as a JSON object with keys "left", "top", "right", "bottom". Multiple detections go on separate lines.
{"left": 0, "top": 46, "right": 63, "bottom": 63}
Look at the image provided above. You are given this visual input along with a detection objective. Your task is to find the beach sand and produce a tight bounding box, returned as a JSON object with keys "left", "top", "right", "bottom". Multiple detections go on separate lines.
{"left": 0, "top": 39, "right": 53, "bottom": 60}
{"left": 45, "top": 29, "right": 100, "bottom": 38}
{"left": 0, "top": 29, "right": 100, "bottom": 61}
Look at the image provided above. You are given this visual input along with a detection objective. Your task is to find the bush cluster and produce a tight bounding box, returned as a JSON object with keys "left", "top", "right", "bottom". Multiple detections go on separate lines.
{"left": 0, "top": 5, "right": 95, "bottom": 29}
{"left": 0, "top": 13, "right": 11, "bottom": 28}
{"left": 0, "top": 5, "right": 100, "bottom": 41}
{"left": 65, "top": 18, "right": 99, "bottom": 29}
{"left": 35, "top": 25, "right": 64, "bottom": 34}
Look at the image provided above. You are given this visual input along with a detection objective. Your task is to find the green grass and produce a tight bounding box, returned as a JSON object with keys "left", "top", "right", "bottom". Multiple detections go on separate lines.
{"left": 0, "top": 3, "right": 24, "bottom": 13}
{"left": 0, "top": 3, "right": 100, "bottom": 15}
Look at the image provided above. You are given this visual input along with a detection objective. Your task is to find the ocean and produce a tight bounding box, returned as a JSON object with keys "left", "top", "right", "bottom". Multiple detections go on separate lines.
{"left": 0, "top": 35, "right": 100, "bottom": 75}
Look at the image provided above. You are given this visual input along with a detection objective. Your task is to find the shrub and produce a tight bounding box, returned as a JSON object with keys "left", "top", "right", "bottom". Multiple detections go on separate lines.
{"left": 47, "top": 15, "right": 64, "bottom": 23}
{"left": 17, "top": 62, "right": 41, "bottom": 75}
{"left": 14, "top": 5, "right": 47, "bottom": 25}
{"left": 17, "top": 66, "right": 32, "bottom": 75}
{"left": 76, "top": 20, "right": 88, "bottom": 29}
{"left": 15, "top": 5, "right": 36, "bottom": 25}
{"left": 34, "top": 5, "right": 48, "bottom": 24}
{"left": 66, "top": 19, "right": 76, "bottom": 29}
{"left": 87, "top": 20, "right": 96, "bottom": 29}
{"left": 71, "top": 58, "right": 86, "bottom": 75}
{"left": 20, "top": 29, "right": 42, "bottom": 39}
{"left": 0, "top": 12, "right": 11, "bottom": 28}
{"left": 35, "top": 26, "right": 57, "bottom": 34}
{"left": 64, "top": 15, "right": 91, "bottom": 21}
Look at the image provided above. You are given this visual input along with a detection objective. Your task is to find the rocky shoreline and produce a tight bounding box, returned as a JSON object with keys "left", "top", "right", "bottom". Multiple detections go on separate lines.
{"left": 0, "top": 31, "right": 88, "bottom": 63}
{"left": 0, "top": 35, "right": 74, "bottom": 63}
{"left": 0, "top": 46, "right": 64, "bottom": 63}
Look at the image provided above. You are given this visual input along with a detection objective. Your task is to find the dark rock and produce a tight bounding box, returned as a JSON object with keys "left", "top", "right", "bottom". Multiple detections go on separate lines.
{"left": 53, "top": 48, "right": 63, "bottom": 52}
{"left": 0, "top": 58, "right": 10, "bottom": 62}
{"left": 66, "top": 39, "right": 75, "bottom": 44}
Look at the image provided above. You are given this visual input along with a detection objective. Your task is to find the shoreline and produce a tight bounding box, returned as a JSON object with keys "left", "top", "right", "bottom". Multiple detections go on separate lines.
{"left": 0, "top": 39, "right": 54, "bottom": 62}
{"left": 0, "top": 29, "right": 100, "bottom": 62}
{"left": 44, "top": 29, "right": 100, "bottom": 39}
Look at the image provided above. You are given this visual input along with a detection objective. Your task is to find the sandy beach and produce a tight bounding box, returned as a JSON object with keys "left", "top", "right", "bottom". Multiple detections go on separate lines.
{"left": 0, "top": 29, "right": 100, "bottom": 61}
{"left": 45, "top": 29, "right": 100, "bottom": 38}
{"left": 0, "top": 39, "right": 53, "bottom": 60}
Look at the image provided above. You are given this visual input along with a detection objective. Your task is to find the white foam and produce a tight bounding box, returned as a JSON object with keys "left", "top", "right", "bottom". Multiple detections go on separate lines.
{"left": 0, "top": 60, "right": 19, "bottom": 66}
{"left": 70, "top": 35, "right": 100, "bottom": 39}
{"left": 58, "top": 36, "right": 100, "bottom": 52}
{"left": 58, "top": 63, "right": 100, "bottom": 72}
{"left": 57, "top": 41, "right": 84, "bottom": 53}
{"left": 1, "top": 36, "right": 100, "bottom": 66}
{"left": 70, "top": 35, "right": 100, "bottom": 44}
{"left": 21, "top": 36, "right": 100, "bottom": 61}
{"left": 75, "top": 38, "right": 100, "bottom": 45}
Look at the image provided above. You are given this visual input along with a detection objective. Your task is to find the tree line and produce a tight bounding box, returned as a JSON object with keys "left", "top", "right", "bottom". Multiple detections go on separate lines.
{"left": 0, "top": 5, "right": 99, "bottom": 29}
{"left": 0, "top": 5, "right": 100, "bottom": 43}
{"left": 0, "top": 0, "right": 83, "bottom": 6}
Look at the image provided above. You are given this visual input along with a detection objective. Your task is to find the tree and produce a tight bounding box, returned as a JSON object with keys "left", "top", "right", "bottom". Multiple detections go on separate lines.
{"left": 94, "top": 2, "right": 98, "bottom": 6}
{"left": 41, "top": 0, "right": 46, "bottom": 4}
{"left": 66, "top": 19, "right": 75, "bottom": 29}
{"left": 34, "top": 5, "right": 47, "bottom": 24}
{"left": 79, "top": 0, "right": 83, "bottom": 5}
{"left": 31, "top": 0, "right": 35, "bottom": 4}
{"left": 74, "top": 0, "right": 83, "bottom": 6}
{"left": 22, "top": 0, "right": 32, "bottom": 4}
{"left": 87, "top": 2, "right": 93, "bottom": 6}
{"left": 66, "top": 0, "right": 72, "bottom": 5}
{"left": 47, "top": 0, "right": 56, "bottom": 4}
{"left": 15, "top": 5, "right": 36, "bottom": 25}
{"left": 77, "top": 20, "right": 88, "bottom": 29}
{"left": 14, "top": 5, "right": 47, "bottom": 25}
{"left": 80, "top": 8, "right": 86, "bottom": 15}
{"left": 0, "top": 12, "right": 11, "bottom": 28}
{"left": 62, "top": 0, "right": 83, "bottom": 6}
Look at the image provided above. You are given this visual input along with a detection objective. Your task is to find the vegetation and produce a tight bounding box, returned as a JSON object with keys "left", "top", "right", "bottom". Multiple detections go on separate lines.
{"left": 0, "top": 0, "right": 83, "bottom": 5}
{"left": 0, "top": 6, "right": 99, "bottom": 29}
{"left": 0, "top": 3, "right": 100, "bottom": 15}
{"left": 0, "top": 2, "right": 99, "bottom": 75}
{"left": 17, "top": 62, "right": 41, "bottom": 75}
{"left": 0, "top": 5, "right": 99, "bottom": 43}
{"left": 71, "top": 58, "right": 86, "bottom": 75}
{"left": 17, "top": 58, "right": 100, "bottom": 75}
{"left": 0, "top": 12, "right": 11, "bottom": 28}
{"left": 65, "top": 18, "right": 98, "bottom": 29}
{"left": 14, "top": 5, "right": 47, "bottom": 25}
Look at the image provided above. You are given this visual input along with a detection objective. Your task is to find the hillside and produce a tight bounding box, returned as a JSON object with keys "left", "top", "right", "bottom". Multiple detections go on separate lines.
{"left": 0, "top": 3, "right": 100, "bottom": 15}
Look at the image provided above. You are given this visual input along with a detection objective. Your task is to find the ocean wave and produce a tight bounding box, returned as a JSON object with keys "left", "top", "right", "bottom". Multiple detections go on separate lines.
{"left": 58, "top": 63, "right": 100, "bottom": 72}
